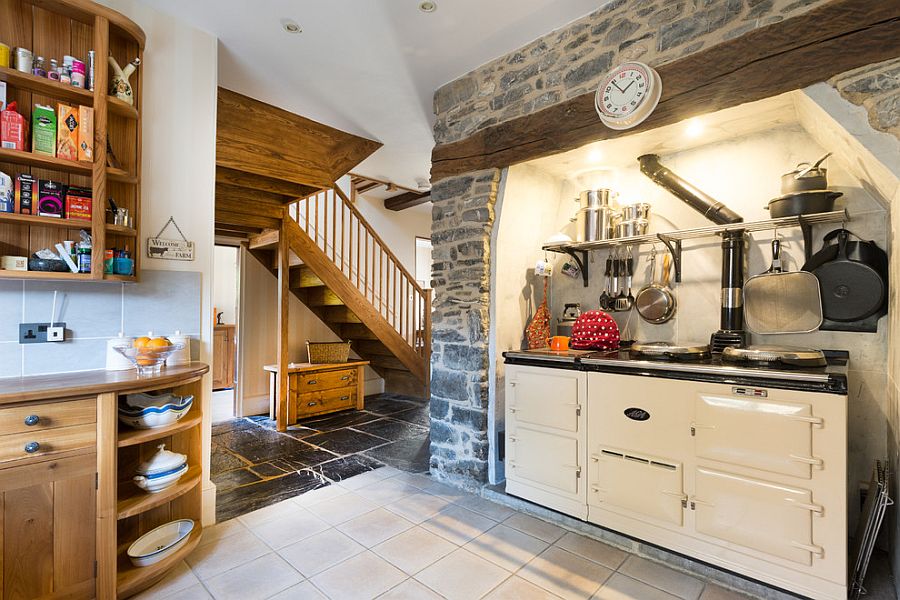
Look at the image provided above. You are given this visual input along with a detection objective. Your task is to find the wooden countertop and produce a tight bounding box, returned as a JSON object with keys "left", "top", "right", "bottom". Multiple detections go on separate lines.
{"left": 0, "top": 363, "right": 210, "bottom": 404}
{"left": 263, "top": 361, "right": 369, "bottom": 374}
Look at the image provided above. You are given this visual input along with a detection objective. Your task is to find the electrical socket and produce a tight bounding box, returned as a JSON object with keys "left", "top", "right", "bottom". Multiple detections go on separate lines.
{"left": 47, "top": 326, "right": 65, "bottom": 342}
{"left": 19, "top": 322, "right": 67, "bottom": 344}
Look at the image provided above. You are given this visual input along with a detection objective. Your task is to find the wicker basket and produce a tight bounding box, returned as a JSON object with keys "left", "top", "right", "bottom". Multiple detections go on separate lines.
{"left": 306, "top": 340, "right": 351, "bottom": 364}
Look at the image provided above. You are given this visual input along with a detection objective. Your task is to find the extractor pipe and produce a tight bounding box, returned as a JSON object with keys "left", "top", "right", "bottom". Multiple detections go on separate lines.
{"left": 637, "top": 154, "right": 743, "bottom": 225}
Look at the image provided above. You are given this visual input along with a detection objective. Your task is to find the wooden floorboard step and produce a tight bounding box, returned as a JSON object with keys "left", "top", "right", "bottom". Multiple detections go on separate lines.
{"left": 325, "top": 306, "right": 362, "bottom": 323}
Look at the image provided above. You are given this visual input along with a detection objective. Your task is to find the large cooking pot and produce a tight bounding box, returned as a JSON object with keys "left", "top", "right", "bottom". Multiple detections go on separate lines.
{"left": 780, "top": 152, "right": 831, "bottom": 194}
{"left": 767, "top": 190, "right": 842, "bottom": 218}
{"left": 575, "top": 189, "right": 616, "bottom": 210}
{"left": 802, "top": 228, "right": 888, "bottom": 332}
{"left": 574, "top": 206, "right": 618, "bottom": 242}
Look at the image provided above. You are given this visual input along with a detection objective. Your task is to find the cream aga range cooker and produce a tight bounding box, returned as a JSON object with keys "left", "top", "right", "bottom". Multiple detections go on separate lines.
{"left": 503, "top": 344, "right": 849, "bottom": 600}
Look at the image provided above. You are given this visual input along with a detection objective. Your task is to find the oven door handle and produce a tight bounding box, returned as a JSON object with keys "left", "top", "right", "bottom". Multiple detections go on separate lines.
{"left": 690, "top": 422, "right": 716, "bottom": 436}
{"left": 789, "top": 454, "right": 824, "bottom": 469}
{"left": 784, "top": 498, "right": 824, "bottom": 515}
{"left": 788, "top": 414, "right": 824, "bottom": 428}
{"left": 790, "top": 541, "right": 825, "bottom": 557}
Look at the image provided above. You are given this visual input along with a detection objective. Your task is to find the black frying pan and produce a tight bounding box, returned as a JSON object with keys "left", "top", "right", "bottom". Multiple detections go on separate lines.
{"left": 802, "top": 229, "right": 888, "bottom": 331}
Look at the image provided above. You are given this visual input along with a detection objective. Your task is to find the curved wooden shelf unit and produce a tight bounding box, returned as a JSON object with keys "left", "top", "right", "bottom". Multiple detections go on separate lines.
{"left": 116, "top": 526, "right": 202, "bottom": 599}
{"left": 107, "top": 95, "right": 139, "bottom": 119}
{"left": 106, "top": 223, "right": 138, "bottom": 236}
{"left": 0, "top": 65, "right": 93, "bottom": 104}
{"left": 117, "top": 411, "right": 202, "bottom": 448}
{"left": 116, "top": 466, "right": 202, "bottom": 520}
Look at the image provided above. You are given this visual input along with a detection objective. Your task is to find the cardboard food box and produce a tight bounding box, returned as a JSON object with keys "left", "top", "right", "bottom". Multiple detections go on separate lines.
{"left": 32, "top": 104, "right": 57, "bottom": 156}
{"left": 1, "top": 101, "right": 25, "bottom": 151}
{"left": 37, "top": 179, "right": 65, "bottom": 218}
{"left": 1, "top": 256, "right": 27, "bottom": 271}
{"left": 0, "top": 170, "right": 12, "bottom": 213}
{"left": 78, "top": 106, "right": 93, "bottom": 162}
{"left": 15, "top": 174, "right": 35, "bottom": 214}
{"left": 0, "top": 81, "right": 6, "bottom": 111}
{"left": 56, "top": 104, "right": 79, "bottom": 161}
{"left": 64, "top": 185, "right": 92, "bottom": 221}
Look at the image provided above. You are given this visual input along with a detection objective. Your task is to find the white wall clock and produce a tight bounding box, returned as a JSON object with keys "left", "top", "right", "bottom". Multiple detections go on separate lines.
{"left": 594, "top": 61, "right": 662, "bottom": 130}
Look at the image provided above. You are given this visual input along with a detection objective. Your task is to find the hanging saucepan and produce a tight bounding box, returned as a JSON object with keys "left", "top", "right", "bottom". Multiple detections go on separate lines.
{"left": 802, "top": 228, "right": 888, "bottom": 332}
{"left": 780, "top": 152, "right": 831, "bottom": 194}
{"left": 635, "top": 250, "right": 676, "bottom": 324}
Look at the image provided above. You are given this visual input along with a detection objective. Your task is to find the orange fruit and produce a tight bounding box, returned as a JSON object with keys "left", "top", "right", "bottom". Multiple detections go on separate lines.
{"left": 133, "top": 336, "right": 151, "bottom": 349}
{"left": 148, "top": 337, "right": 171, "bottom": 349}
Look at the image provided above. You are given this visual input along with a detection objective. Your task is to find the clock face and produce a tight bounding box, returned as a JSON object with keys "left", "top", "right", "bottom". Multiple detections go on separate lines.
{"left": 598, "top": 63, "right": 652, "bottom": 119}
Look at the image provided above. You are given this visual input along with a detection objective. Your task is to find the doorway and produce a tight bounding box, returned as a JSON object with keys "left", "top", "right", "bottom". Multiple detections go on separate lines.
{"left": 213, "top": 244, "right": 240, "bottom": 422}
{"left": 415, "top": 236, "right": 432, "bottom": 288}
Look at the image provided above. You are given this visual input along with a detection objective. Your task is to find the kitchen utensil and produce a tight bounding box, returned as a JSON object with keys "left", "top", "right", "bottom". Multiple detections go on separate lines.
{"left": 575, "top": 189, "right": 616, "bottom": 210}
{"left": 615, "top": 256, "right": 627, "bottom": 309}
{"left": 615, "top": 250, "right": 635, "bottom": 311}
{"left": 802, "top": 228, "right": 888, "bottom": 332}
{"left": 127, "top": 520, "right": 194, "bottom": 567}
{"left": 767, "top": 190, "right": 842, "bottom": 218}
{"left": 599, "top": 257, "right": 612, "bottom": 310}
{"left": 635, "top": 250, "right": 676, "bottom": 323}
{"left": 621, "top": 202, "right": 651, "bottom": 221}
{"left": 569, "top": 310, "right": 620, "bottom": 350}
{"left": 557, "top": 303, "right": 581, "bottom": 337}
{"left": 721, "top": 345, "right": 826, "bottom": 367}
{"left": 781, "top": 152, "right": 831, "bottom": 194}
{"left": 743, "top": 239, "right": 823, "bottom": 334}
{"left": 610, "top": 253, "right": 620, "bottom": 303}
{"left": 547, "top": 336, "right": 570, "bottom": 351}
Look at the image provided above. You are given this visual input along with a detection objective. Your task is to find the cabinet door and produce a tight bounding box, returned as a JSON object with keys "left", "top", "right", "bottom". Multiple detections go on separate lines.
{"left": 0, "top": 454, "right": 96, "bottom": 599}
{"left": 693, "top": 467, "right": 821, "bottom": 566}
{"left": 589, "top": 448, "right": 684, "bottom": 526}
{"left": 507, "top": 368, "right": 582, "bottom": 433}
{"left": 508, "top": 427, "right": 580, "bottom": 496}
{"left": 212, "top": 329, "right": 227, "bottom": 389}
{"left": 694, "top": 393, "right": 819, "bottom": 478}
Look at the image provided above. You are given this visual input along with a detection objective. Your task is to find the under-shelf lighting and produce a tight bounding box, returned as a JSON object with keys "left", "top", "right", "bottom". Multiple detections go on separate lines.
{"left": 684, "top": 117, "right": 704, "bottom": 138}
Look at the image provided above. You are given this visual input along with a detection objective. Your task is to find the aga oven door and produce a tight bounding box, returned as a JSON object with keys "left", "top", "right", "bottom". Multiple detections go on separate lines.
{"left": 508, "top": 427, "right": 581, "bottom": 496}
{"left": 693, "top": 467, "right": 823, "bottom": 566}
{"left": 693, "top": 389, "right": 822, "bottom": 479}
{"left": 589, "top": 447, "right": 685, "bottom": 526}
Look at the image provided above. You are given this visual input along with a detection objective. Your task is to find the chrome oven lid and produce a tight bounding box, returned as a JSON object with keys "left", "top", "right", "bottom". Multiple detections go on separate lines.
{"left": 722, "top": 345, "right": 826, "bottom": 367}
{"left": 630, "top": 341, "right": 711, "bottom": 360}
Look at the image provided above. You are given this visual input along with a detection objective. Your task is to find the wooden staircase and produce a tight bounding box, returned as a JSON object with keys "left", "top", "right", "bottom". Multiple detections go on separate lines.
{"left": 247, "top": 186, "right": 431, "bottom": 413}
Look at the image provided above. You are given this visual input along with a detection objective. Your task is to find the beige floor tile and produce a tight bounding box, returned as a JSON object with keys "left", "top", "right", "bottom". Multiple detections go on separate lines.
{"left": 293, "top": 484, "right": 350, "bottom": 507}
{"left": 134, "top": 561, "right": 198, "bottom": 599}
{"left": 554, "top": 532, "right": 627, "bottom": 570}
{"left": 518, "top": 547, "right": 613, "bottom": 600}
{"left": 339, "top": 466, "right": 401, "bottom": 490}
{"left": 248, "top": 507, "right": 330, "bottom": 549}
{"left": 593, "top": 573, "right": 681, "bottom": 600}
{"left": 377, "top": 579, "right": 445, "bottom": 599}
{"left": 420, "top": 481, "right": 470, "bottom": 504}
{"left": 354, "top": 478, "right": 422, "bottom": 506}
{"left": 337, "top": 507, "right": 415, "bottom": 547}
{"left": 268, "top": 581, "right": 328, "bottom": 599}
{"left": 372, "top": 526, "right": 457, "bottom": 575}
{"left": 311, "top": 551, "right": 407, "bottom": 600}
{"left": 185, "top": 529, "right": 270, "bottom": 580}
{"left": 454, "top": 495, "right": 516, "bottom": 521}
{"left": 485, "top": 576, "right": 564, "bottom": 599}
{"left": 385, "top": 491, "right": 452, "bottom": 524}
{"left": 415, "top": 548, "right": 511, "bottom": 600}
{"left": 699, "top": 584, "right": 754, "bottom": 600}
{"left": 238, "top": 498, "right": 303, "bottom": 528}
{"left": 618, "top": 557, "right": 704, "bottom": 600}
{"left": 390, "top": 472, "right": 435, "bottom": 490}
{"left": 503, "top": 513, "right": 566, "bottom": 544}
{"left": 158, "top": 583, "right": 212, "bottom": 600}
{"left": 465, "top": 524, "right": 549, "bottom": 571}
{"left": 197, "top": 519, "right": 247, "bottom": 549}
{"left": 278, "top": 528, "right": 365, "bottom": 577}
{"left": 421, "top": 505, "right": 497, "bottom": 545}
{"left": 203, "top": 553, "right": 303, "bottom": 600}
{"left": 306, "top": 491, "right": 379, "bottom": 525}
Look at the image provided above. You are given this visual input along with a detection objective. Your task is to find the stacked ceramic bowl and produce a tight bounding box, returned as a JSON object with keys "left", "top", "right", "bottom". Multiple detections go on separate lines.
{"left": 118, "top": 392, "right": 194, "bottom": 429}
{"left": 133, "top": 444, "right": 188, "bottom": 493}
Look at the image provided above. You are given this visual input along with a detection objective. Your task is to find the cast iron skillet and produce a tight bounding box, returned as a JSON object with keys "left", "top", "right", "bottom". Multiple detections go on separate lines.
{"left": 802, "top": 229, "right": 888, "bottom": 324}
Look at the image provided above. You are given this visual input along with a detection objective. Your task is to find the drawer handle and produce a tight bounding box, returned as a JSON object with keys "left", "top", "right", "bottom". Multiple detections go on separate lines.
{"left": 341, "top": 396, "right": 350, "bottom": 401}
{"left": 341, "top": 376, "right": 350, "bottom": 381}
{"left": 308, "top": 380, "right": 318, "bottom": 385}
{"left": 24, "top": 415, "right": 40, "bottom": 426}
{"left": 307, "top": 402, "right": 318, "bottom": 407}
{"left": 24, "top": 441, "right": 40, "bottom": 454}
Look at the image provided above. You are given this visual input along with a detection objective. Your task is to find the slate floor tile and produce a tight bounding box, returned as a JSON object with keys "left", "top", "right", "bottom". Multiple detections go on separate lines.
{"left": 308, "top": 454, "right": 386, "bottom": 483}
{"left": 364, "top": 397, "right": 420, "bottom": 416}
{"left": 301, "top": 428, "right": 390, "bottom": 455}
{"left": 211, "top": 445, "right": 249, "bottom": 475}
{"left": 297, "top": 410, "right": 381, "bottom": 432}
{"left": 216, "top": 428, "right": 317, "bottom": 464}
{"left": 352, "top": 418, "right": 428, "bottom": 441}
{"left": 249, "top": 462, "right": 289, "bottom": 478}
{"left": 216, "top": 470, "right": 328, "bottom": 522}
{"left": 365, "top": 432, "right": 431, "bottom": 473}
{"left": 391, "top": 407, "right": 430, "bottom": 428}
{"left": 211, "top": 467, "right": 262, "bottom": 491}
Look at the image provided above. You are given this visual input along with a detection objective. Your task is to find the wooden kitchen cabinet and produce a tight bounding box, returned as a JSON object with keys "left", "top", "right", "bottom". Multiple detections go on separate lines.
{"left": 265, "top": 362, "right": 368, "bottom": 424}
{"left": 504, "top": 364, "right": 587, "bottom": 519}
{"left": 213, "top": 325, "right": 236, "bottom": 390}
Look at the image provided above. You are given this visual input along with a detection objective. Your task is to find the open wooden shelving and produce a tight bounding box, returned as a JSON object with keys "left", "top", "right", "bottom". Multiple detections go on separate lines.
{"left": 116, "top": 465, "right": 202, "bottom": 520}
{"left": 117, "top": 411, "right": 202, "bottom": 448}
{"left": 107, "top": 95, "right": 139, "bottom": 119}
{"left": 0, "top": 211, "right": 92, "bottom": 229}
{"left": 0, "top": 65, "right": 94, "bottom": 104}
{"left": 115, "top": 526, "right": 203, "bottom": 598}
{"left": 0, "top": 269, "right": 91, "bottom": 280}
{"left": 106, "top": 223, "right": 137, "bottom": 236}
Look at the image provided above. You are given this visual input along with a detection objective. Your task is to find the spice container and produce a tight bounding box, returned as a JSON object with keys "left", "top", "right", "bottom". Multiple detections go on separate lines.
{"left": 15, "top": 47, "right": 32, "bottom": 73}
{"left": 0, "top": 43, "right": 10, "bottom": 68}
{"left": 32, "top": 56, "right": 46, "bottom": 77}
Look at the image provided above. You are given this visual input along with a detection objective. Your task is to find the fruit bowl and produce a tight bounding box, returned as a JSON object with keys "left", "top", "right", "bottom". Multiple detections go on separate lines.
{"left": 118, "top": 395, "right": 193, "bottom": 429}
{"left": 113, "top": 342, "right": 185, "bottom": 375}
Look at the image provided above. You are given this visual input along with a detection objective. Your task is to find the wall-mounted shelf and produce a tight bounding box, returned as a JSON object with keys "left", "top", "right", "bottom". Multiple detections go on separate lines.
{"left": 543, "top": 210, "right": 849, "bottom": 285}
{"left": 0, "top": 65, "right": 94, "bottom": 105}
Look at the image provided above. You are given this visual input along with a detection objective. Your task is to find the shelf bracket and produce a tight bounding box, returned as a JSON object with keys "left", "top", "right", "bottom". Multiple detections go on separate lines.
{"left": 656, "top": 234, "right": 682, "bottom": 283}
{"left": 563, "top": 249, "right": 590, "bottom": 287}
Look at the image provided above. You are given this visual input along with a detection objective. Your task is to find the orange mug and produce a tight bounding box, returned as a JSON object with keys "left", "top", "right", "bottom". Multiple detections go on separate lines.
{"left": 548, "top": 336, "right": 569, "bottom": 351}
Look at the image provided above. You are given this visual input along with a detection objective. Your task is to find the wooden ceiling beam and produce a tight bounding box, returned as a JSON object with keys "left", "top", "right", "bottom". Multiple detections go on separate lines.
{"left": 356, "top": 181, "right": 382, "bottom": 194}
{"left": 430, "top": 0, "right": 900, "bottom": 180}
{"left": 384, "top": 191, "right": 430, "bottom": 211}
{"left": 215, "top": 183, "right": 291, "bottom": 210}
{"left": 216, "top": 167, "right": 319, "bottom": 198}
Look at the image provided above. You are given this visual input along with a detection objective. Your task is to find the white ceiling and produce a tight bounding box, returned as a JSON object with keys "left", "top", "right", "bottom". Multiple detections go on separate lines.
{"left": 139, "top": 0, "right": 601, "bottom": 190}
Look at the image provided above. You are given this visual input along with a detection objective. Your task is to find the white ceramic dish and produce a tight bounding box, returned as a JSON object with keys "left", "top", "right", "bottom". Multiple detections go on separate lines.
{"left": 136, "top": 444, "right": 188, "bottom": 477}
{"left": 127, "top": 519, "right": 195, "bottom": 567}
{"left": 118, "top": 397, "right": 193, "bottom": 429}
{"left": 133, "top": 463, "right": 188, "bottom": 493}
{"left": 124, "top": 393, "right": 192, "bottom": 412}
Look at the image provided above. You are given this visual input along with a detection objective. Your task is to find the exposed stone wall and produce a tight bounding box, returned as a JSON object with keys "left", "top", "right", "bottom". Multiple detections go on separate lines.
{"left": 433, "top": 0, "right": 831, "bottom": 145}
{"left": 429, "top": 169, "right": 501, "bottom": 487}
{"left": 830, "top": 57, "right": 900, "bottom": 138}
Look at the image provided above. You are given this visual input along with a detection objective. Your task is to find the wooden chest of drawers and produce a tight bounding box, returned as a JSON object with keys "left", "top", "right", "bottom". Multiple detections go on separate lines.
{"left": 265, "top": 361, "right": 368, "bottom": 424}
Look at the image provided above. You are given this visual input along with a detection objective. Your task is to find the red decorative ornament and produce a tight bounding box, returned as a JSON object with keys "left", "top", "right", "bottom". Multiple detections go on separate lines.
{"left": 569, "top": 310, "right": 620, "bottom": 350}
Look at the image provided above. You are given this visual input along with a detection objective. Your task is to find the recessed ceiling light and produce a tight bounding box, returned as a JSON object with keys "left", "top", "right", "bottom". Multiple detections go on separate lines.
{"left": 418, "top": 1, "right": 437, "bottom": 13}
{"left": 587, "top": 148, "right": 603, "bottom": 163}
{"left": 684, "top": 117, "right": 704, "bottom": 138}
{"left": 281, "top": 18, "right": 302, "bottom": 34}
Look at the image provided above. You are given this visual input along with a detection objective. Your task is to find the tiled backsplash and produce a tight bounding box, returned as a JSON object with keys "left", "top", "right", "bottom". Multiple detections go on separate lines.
{"left": 0, "top": 270, "right": 202, "bottom": 378}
